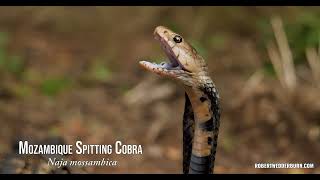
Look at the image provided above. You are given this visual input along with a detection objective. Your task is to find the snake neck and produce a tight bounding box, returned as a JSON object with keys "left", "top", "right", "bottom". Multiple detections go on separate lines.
{"left": 183, "top": 80, "right": 221, "bottom": 174}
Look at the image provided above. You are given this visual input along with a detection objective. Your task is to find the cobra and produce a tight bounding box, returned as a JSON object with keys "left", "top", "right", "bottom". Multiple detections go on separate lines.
{"left": 139, "top": 26, "right": 221, "bottom": 174}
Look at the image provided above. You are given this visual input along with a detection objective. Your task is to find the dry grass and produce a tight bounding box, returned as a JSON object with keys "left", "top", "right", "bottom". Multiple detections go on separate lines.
{"left": 306, "top": 47, "right": 320, "bottom": 88}
{"left": 267, "top": 16, "right": 297, "bottom": 94}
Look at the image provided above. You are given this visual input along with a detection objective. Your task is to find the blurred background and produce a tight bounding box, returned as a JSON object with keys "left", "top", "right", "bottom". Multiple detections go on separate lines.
{"left": 0, "top": 6, "right": 319, "bottom": 174}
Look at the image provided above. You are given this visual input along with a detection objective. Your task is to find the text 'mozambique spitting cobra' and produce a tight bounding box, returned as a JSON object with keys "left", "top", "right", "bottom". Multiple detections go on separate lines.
{"left": 139, "top": 26, "right": 221, "bottom": 174}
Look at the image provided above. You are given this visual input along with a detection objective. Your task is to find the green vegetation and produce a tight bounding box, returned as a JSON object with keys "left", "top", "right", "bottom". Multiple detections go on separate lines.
{"left": 209, "top": 34, "right": 227, "bottom": 51}
{"left": 263, "top": 63, "right": 277, "bottom": 77}
{"left": 286, "top": 13, "right": 320, "bottom": 64}
{"left": 0, "top": 31, "right": 72, "bottom": 98}
{"left": 6, "top": 55, "right": 24, "bottom": 77}
{"left": 87, "top": 59, "right": 112, "bottom": 83}
{"left": 0, "top": 32, "right": 25, "bottom": 79}
{"left": 190, "top": 40, "right": 208, "bottom": 59}
{"left": 40, "top": 77, "right": 72, "bottom": 97}
{"left": 259, "top": 12, "right": 320, "bottom": 76}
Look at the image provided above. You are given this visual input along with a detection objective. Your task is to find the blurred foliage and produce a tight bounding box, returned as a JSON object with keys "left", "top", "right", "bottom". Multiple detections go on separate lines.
{"left": 6, "top": 55, "right": 24, "bottom": 76}
{"left": 0, "top": 32, "right": 25, "bottom": 79}
{"left": 220, "top": 133, "right": 235, "bottom": 154}
{"left": 11, "top": 83, "right": 33, "bottom": 98}
{"left": 190, "top": 40, "right": 208, "bottom": 59}
{"left": 259, "top": 11, "right": 320, "bottom": 76}
{"left": 0, "top": 32, "right": 9, "bottom": 68}
{"left": 0, "top": 32, "right": 8, "bottom": 47}
{"left": 209, "top": 34, "right": 227, "bottom": 51}
{"left": 40, "top": 77, "right": 72, "bottom": 97}
{"left": 81, "top": 58, "right": 113, "bottom": 85}
{"left": 151, "top": 57, "right": 166, "bottom": 64}
{"left": 286, "top": 12, "right": 320, "bottom": 64}
{"left": 88, "top": 61, "right": 112, "bottom": 83}
{"left": 263, "top": 63, "right": 277, "bottom": 77}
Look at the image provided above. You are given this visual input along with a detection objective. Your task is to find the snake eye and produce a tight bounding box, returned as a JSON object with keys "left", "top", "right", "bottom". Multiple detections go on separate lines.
{"left": 173, "top": 35, "right": 183, "bottom": 43}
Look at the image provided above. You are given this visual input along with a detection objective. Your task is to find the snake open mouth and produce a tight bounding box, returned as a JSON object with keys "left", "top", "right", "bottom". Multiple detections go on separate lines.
{"left": 139, "top": 32, "right": 188, "bottom": 76}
